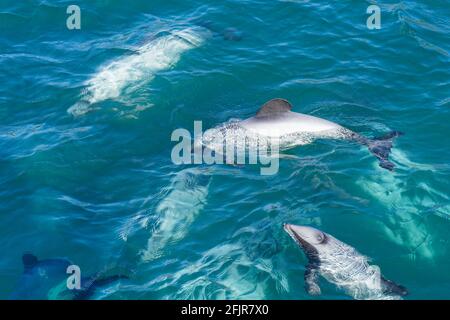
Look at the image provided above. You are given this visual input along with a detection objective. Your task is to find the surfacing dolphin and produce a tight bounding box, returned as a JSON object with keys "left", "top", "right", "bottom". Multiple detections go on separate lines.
{"left": 284, "top": 224, "right": 408, "bottom": 300}
{"left": 202, "top": 98, "right": 403, "bottom": 171}
{"left": 9, "top": 253, "right": 128, "bottom": 300}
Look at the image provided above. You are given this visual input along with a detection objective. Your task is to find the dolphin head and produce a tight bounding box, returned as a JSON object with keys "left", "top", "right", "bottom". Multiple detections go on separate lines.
{"left": 284, "top": 224, "right": 329, "bottom": 256}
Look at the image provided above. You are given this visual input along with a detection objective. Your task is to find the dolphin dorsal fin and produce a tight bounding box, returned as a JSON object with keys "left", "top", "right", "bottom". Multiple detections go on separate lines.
{"left": 256, "top": 98, "right": 292, "bottom": 118}
{"left": 22, "top": 253, "right": 38, "bottom": 270}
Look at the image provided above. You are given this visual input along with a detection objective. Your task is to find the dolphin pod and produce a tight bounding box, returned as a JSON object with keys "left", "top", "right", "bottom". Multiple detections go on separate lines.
{"left": 28, "top": 22, "right": 422, "bottom": 300}
{"left": 284, "top": 224, "right": 408, "bottom": 300}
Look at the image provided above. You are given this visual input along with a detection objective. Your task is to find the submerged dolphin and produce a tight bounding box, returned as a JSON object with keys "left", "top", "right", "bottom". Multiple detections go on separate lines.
{"left": 9, "top": 254, "right": 128, "bottom": 300}
{"left": 196, "top": 20, "right": 243, "bottom": 41}
{"left": 284, "top": 224, "right": 408, "bottom": 300}
{"left": 67, "top": 27, "right": 208, "bottom": 116}
{"left": 202, "top": 98, "right": 403, "bottom": 171}
{"left": 141, "top": 168, "right": 210, "bottom": 261}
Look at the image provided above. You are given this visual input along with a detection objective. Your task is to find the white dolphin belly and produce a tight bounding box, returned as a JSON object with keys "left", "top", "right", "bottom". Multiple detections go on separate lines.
{"left": 68, "top": 27, "right": 207, "bottom": 116}
{"left": 86, "top": 28, "right": 205, "bottom": 104}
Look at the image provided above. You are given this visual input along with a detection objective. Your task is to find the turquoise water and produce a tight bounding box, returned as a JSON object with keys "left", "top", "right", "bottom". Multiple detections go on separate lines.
{"left": 1, "top": 0, "right": 449, "bottom": 299}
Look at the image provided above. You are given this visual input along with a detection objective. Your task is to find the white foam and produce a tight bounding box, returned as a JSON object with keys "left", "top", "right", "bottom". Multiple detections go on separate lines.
{"left": 68, "top": 27, "right": 206, "bottom": 116}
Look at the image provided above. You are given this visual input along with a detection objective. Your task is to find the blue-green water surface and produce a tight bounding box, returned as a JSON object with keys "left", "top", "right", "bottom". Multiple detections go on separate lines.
{"left": 0, "top": 0, "right": 449, "bottom": 299}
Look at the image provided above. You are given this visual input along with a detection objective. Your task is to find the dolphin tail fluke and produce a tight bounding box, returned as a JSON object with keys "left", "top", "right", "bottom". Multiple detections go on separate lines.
{"left": 366, "top": 131, "right": 404, "bottom": 171}
{"left": 91, "top": 274, "right": 129, "bottom": 287}
{"left": 72, "top": 274, "right": 129, "bottom": 300}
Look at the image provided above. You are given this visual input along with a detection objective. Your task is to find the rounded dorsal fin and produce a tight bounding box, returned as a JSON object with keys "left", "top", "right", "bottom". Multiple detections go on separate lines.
{"left": 255, "top": 98, "right": 292, "bottom": 118}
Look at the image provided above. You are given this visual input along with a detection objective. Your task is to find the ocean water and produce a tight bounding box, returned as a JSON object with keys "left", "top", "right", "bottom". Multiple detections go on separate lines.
{"left": 0, "top": 0, "right": 449, "bottom": 300}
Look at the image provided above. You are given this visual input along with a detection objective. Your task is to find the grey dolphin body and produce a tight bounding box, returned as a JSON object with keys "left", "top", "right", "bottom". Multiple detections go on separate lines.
{"left": 203, "top": 99, "right": 402, "bottom": 170}
{"left": 284, "top": 224, "right": 408, "bottom": 300}
{"left": 9, "top": 254, "right": 128, "bottom": 300}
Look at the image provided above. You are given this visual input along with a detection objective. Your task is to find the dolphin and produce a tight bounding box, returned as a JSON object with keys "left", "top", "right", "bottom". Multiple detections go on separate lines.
{"left": 202, "top": 98, "right": 403, "bottom": 171}
{"left": 283, "top": 224, "right": 408, "bottom": 300}
{"left": 67, "top": 27, "right": 208, "bottom": 116}
{"left": 9, "top": 253, "right": 128, "bottom": 300}
{"left": 141, "top": 167, "right": 210, "bottom": 261}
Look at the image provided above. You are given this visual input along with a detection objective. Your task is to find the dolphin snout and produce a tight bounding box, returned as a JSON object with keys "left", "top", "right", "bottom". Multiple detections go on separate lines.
{"left": 283, "top": 223, "right": 298, "bottom": 237}
{"left": 283, "top": 224, "right": 315, "bottom": 239}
